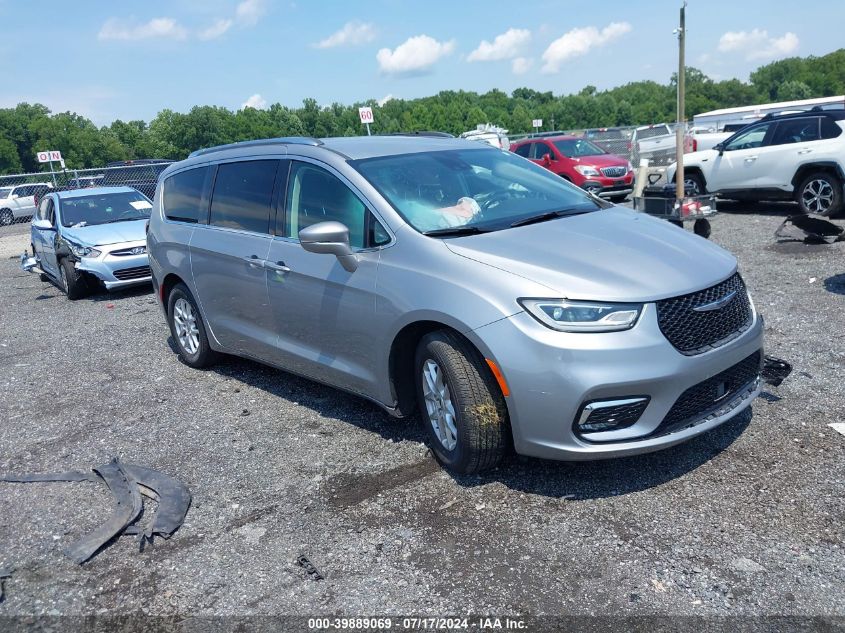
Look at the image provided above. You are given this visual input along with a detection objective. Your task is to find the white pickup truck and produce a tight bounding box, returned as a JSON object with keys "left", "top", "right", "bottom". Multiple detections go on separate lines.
{"left": 0, "top": 182, "right": 53, "bottom": 226}
{"left": 631, "top": 124, "right": 677, "bottom": 165}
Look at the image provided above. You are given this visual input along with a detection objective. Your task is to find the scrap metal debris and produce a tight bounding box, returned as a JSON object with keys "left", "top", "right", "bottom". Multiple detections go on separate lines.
{"left": 762, "top": 356, "right": 793, "bottom": 387}
{"left": 0, "top": 566, "right": 13, "bottom": 603}
{"left": 297, "top": 555, "right": 325, "bottom": 581}
{"left": 0, "top": 457, "right": 191, "bottom": 564}
{"left": 775, "top": 214, "right": 844, "bottom": 244}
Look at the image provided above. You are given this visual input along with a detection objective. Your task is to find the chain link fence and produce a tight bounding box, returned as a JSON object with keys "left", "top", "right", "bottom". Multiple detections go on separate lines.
{"left": 0, "top": 161, "right": 172, "bottom": 227}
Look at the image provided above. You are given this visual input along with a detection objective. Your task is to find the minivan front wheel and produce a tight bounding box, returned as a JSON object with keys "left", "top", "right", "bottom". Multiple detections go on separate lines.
{"left": 167, "top": 283, "right": 218, "bottom": 368}
{"left": 414, "top": 330, "right": 509, "bottom": 474}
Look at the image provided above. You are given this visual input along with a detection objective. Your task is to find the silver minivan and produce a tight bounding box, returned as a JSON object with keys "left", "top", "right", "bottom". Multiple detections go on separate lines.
{"left": 147, "top": 136, "right": 764, "bottom": 473}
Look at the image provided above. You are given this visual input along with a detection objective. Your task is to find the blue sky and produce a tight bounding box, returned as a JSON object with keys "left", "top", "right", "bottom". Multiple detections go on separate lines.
{"left": 1, "top": 0, "right": 842, "bottom": 125}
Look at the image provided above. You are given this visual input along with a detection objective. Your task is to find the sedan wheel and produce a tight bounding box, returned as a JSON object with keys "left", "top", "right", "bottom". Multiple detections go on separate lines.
{"left": 173, "top": 297, "right": 200, "bottom": 356}
{"left": 0, "top": 209, "right": 13, "bottom": 226}
{"left": 421, "top": 359, "right": 458, "bottom": 451}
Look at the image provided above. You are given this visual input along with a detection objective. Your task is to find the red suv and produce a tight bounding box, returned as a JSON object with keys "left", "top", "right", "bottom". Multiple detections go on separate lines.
{"left": 511, "top": 135, "right": 634, "bottom": 202}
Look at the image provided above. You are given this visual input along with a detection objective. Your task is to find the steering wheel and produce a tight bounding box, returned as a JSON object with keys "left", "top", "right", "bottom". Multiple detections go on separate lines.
{"left": 479, "top": 190, "right": 510, "bottom": 213}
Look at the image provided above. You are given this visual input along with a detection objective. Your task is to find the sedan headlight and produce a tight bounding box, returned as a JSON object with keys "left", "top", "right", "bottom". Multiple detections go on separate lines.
{"left": 519, "top": 299, "right": 642, "bottom": 332}
{"left": 66, "top": 240, "right": 101, "bottom": 259}
{"left": 574, "top": 165, "right": 601, "bottom": 177}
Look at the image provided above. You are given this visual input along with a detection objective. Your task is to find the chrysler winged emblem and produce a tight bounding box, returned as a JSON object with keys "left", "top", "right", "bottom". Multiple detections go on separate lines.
{"left": 692, "top": 290, "right": 737, "bottom": 312}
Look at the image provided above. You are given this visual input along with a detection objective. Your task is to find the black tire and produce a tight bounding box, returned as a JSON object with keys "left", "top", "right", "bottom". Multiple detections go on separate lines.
{"left": 59, "top": 258, "right": 89, "bottom": 300}
{"left": 0, "top": 209, "right": 13, "bottom": 226}
{"left": 684, "top": 172, "right": 707, "bottom": 197}
{"left": 167, "top": 283, "right": 219, "bottom": 368}
{"left": 693, "top": 218, "right": 712, "bottom": 239}
{"left": 414, "top": 330, "right": 509, "bottom": 474}
{"left": 796, "top": 171, "right": 843, "bottom": 217}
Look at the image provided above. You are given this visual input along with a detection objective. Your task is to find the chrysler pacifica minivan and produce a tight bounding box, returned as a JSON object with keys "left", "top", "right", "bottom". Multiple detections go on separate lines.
{"left": 147, "top": 136, "right": 763, "bottom": 473}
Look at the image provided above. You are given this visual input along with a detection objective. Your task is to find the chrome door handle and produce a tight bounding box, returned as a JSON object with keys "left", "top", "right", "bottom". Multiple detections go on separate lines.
{"left": 243, "top": 255, "right": 263, "bottom": 268}
{"left": 264, "top": 260, "right": 291, "bottom": 273}
{"left": 798, "top": 148, "right": 813, "bottom": 155}
{"left": 744, "top": 156, "right": 758, "bottom": 162}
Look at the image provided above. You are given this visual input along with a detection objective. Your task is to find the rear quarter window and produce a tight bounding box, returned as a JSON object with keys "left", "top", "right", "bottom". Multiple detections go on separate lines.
{"left": 163, "top": 167, "right": 210, "bottom": 223}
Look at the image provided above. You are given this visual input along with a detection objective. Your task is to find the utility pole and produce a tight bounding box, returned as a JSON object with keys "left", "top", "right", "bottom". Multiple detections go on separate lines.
{"left": 675, "top": 1, "right": 686, "bottom": 200}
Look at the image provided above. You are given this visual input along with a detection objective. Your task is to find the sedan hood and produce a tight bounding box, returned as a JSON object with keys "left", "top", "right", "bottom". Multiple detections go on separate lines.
{"left": 445, "top": 207, "right": 736, "bottom": 302}
{"left": 62, "top": 220, "right": 147, "bottom": 247}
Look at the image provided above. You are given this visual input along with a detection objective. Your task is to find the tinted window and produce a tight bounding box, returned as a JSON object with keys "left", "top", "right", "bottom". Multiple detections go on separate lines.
{"left": 15, "top": 186, "right": 32, "bottom": 197}
{"left": 209, "top": 160, "right": 277, "bottom": 233}
{"left": 163, "top": 167, "right": 209, "bottom": 224}
{"left": 820, "top": 117, "right": 842, "bottom": 139}
{"left": 285, "top": 162, "right": 368, "bottom": 248}
{"left": 513, "top": 143, "right": 530, "bottom": 158}
{"left": 529, "top": 143, "right": 551, "bottom": 159}
{"left": 724, "top": 122, "right": 773, "bottom": 151}
{"left": 771, "top": 118, "right": 820, "bottom": 145}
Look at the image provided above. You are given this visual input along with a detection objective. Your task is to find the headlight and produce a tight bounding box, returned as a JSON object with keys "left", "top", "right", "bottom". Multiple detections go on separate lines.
{"left": 67, "top": 240, "right": 101, "bottom": 259}
{"left": 627, "top": 161, "right": 634, "bottom": 172}
{"left": 519, "top": 299, "right": 642, "bottom": 332}
{"left": 574, "top": 165, "right": 601, "bottom": 177}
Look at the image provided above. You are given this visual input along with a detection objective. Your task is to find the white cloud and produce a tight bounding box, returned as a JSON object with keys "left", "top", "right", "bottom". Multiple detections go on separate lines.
{"left": 541, "top": 22, "right": 631, "bottom": 73}
{"left": 198, "top": 18, "right": 233, "bottom": 40}
{"left": 315, "top": 20, "right": 377, "bottom": 49}
{"left": 377, "top": 94, "right": 395, "bottom": 107}
{"left": 235, "top": 0, "right": 267, "bottom": 26}
{"left": 240, "top": 94, "right": 267, "bottom": 110}
{"left": 98, "top": 17, "right": 188, "bottom": 41}
{"left": 467, "top": 28, "right": 530, "bottom": 62}
{"left": 717, "top": 28, "right": 798, "bottom": 60}
{"left": 377, "top": 35, "right": 455, "bottom": 75}
{"left": 511, "top": 57, "right": 533, "bottom": 75}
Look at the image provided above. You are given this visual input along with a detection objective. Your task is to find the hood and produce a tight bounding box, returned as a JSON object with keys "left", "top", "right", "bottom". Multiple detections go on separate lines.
{"left": 444, "top": 207, "right": 736, "bottom": 302}
{"left": 62, "top": 220, "right": 147, "bottom": 247}
{"left": 572, "top": 153, "right": 630, "bottom": 168}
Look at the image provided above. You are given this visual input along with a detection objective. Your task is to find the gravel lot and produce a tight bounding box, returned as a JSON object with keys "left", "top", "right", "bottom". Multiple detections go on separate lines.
{"left": 0, "top": 203, "right": 843, "bottom": 624}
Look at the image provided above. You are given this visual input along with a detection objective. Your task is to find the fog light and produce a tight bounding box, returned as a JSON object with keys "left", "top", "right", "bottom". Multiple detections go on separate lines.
{"left": 575, "top": 397, "right": 650, "bottom": 436}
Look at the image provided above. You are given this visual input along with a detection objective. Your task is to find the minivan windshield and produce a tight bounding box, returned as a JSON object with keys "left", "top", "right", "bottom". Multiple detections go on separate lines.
{"left": 351, "top": 148, "right": 601, "bottom": 234}
{"left": 60, "top": 191, "right": 153, "bottom": 228}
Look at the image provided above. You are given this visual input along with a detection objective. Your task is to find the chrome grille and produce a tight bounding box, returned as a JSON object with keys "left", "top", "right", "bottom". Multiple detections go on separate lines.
{"left": 656, "top": 273, "right": 752, "bottom": 355}
{"left": 600, "top": 166, "right": 627, "bottom": 178}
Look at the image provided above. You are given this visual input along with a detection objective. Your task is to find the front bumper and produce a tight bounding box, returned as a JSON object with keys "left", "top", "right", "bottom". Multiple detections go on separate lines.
{"left": 580, "top": 173, "right": 635, "bottom": 198}
{"left": 467, "top": 303, "right": 764, "bottom": 461}
{"left": 75, "top": 240, "right": 151, "bottom": 290}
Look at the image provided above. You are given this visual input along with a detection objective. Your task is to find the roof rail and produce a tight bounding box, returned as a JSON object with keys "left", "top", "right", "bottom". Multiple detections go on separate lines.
{"left": 188, "top": 137, "right": 323, "bottom": 158}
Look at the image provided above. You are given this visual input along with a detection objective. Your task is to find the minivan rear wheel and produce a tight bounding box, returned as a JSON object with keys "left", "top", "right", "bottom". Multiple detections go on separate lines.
{"left": 167, "top": 283, "right": 219, "bottom": 368}
{"left": 414, "top": 330, "right": 509, "bottom": 474}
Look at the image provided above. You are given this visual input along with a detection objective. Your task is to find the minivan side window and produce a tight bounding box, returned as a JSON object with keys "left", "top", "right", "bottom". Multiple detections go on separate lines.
{"left": 209, "top": 160, "right": 278, "bottom": 234}
{"left": 513, "top": 144, "right": 531, "bottom": 158}
{"left": 285, "top": 162, "right": 374, "bottom": 249}
{"left": 163, "top": 167, "right": 210, "bottom": 224}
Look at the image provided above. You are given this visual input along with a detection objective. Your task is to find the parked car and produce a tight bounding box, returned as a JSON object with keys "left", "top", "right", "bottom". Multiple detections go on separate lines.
{"left": 21, "top": 186, "right": 153, "bottom": 299}
{"left": 631, "top": 124, "right": 681, "bottom": 166}
{"left": 148, "top": 135, "right": 763, "bottom": 474}
{"left": 583, "top": 127, "right": 632, "bottom": 156}
{"left": 510, "top": 135, "right": 634, "bottom": 201}
{"left": 460, "top": 124, "right": 510, "bottom": 150}
{"left": 0, "top": 182, "right": 53, "bottom": 226}
{"left": 102, "top": 159, "right": 170, "bottom": 200}
{"left": 667, "top": 108, "right": 845, "bottom": 216}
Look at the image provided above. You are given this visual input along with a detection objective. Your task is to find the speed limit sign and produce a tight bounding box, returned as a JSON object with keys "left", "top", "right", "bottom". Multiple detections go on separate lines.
{"left": 358, "top": 107, "right": 374, "bottom": 124}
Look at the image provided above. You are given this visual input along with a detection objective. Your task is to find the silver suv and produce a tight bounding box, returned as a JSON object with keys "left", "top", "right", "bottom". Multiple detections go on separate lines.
{"left": 147, "top": 136, "right": 764, "bottom": 473}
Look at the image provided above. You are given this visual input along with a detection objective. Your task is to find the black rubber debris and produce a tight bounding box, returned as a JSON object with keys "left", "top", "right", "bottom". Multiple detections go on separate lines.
{"left": 775, "top": 214, "right": 844, "bottom": 244}
{"left": 297, "top": 555, "right": 325, "bottom": 581}
{"left": 0, "top": 566, "right": 13, "bottom": 603}
{"left": 0, "top": 458, "right": 191, "bottom": 564}
{"left": 762, "top": 355, "right": 793, "bottom": 387}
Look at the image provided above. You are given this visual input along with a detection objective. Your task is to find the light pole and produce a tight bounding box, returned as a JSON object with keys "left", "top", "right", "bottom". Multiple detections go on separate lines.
{"left": 674, "top": 1, "right": 687, "bottom": 200}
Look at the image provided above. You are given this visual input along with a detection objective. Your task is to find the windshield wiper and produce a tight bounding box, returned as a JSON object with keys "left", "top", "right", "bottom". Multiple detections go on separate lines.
{"left": 510, "top": 208, "right": 591, "bottom": 228}
{"left": 422, "top": 225, "right": 490, "bottom": 237}
{"left": 100, "top": 217, "right": 145, "bottom": 224}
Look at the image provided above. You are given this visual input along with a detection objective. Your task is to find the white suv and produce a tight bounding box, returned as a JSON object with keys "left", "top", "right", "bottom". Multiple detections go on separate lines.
{"left": 668, "top": 109, "right": 845, "bottom": 216}
{"left": 0, "top": 182, "right": 53, "bottom": 226}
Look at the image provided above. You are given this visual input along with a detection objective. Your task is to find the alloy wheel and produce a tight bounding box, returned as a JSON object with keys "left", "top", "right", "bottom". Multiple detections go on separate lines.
{"left": 421, "top": 359, "right": 458, "bottom": 451}
{"left": 0, "top": 210, "right": 12, "bottom": 226}
{"left": 684, "top": 177, "right": 701, "bottom": 196}
{"left": 173, "top": 297, "right": 200, "bottom": 355}
{"left": 802, "top": 179, "right": 834, "bottom": 214}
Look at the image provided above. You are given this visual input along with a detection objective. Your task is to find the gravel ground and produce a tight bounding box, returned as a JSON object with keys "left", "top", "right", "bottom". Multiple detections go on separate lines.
{"left": 0, "top": 204, "right": 843, "bottom": 624}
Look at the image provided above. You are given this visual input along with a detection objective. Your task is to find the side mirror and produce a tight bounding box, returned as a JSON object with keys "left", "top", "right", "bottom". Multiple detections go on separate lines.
{"left": 32, "top": 218, "right": 56, "bottom": 231}
{"left": 298, "top": 221, "right": 358, "bottom": 273}
{"left": 10, "top": 194, "right": 18, "bottom": 199}
{"left": 715, "top": 143, "right": 725, "bottom": 155}
{"left": 542, "top": 153, "right": 552, "bottom": 166}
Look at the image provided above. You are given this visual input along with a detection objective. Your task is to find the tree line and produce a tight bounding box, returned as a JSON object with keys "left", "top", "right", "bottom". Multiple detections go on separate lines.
{"left": 1, "top": 49, "right": 843, "bottom": 175}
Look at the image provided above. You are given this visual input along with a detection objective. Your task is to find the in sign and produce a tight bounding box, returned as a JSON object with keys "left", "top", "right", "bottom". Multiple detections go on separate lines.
{"left": 359, "top": 107, "right": 374, "bottom": 124}
{"left": 36, "top": 150, "right": 63, "bottom": 163}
